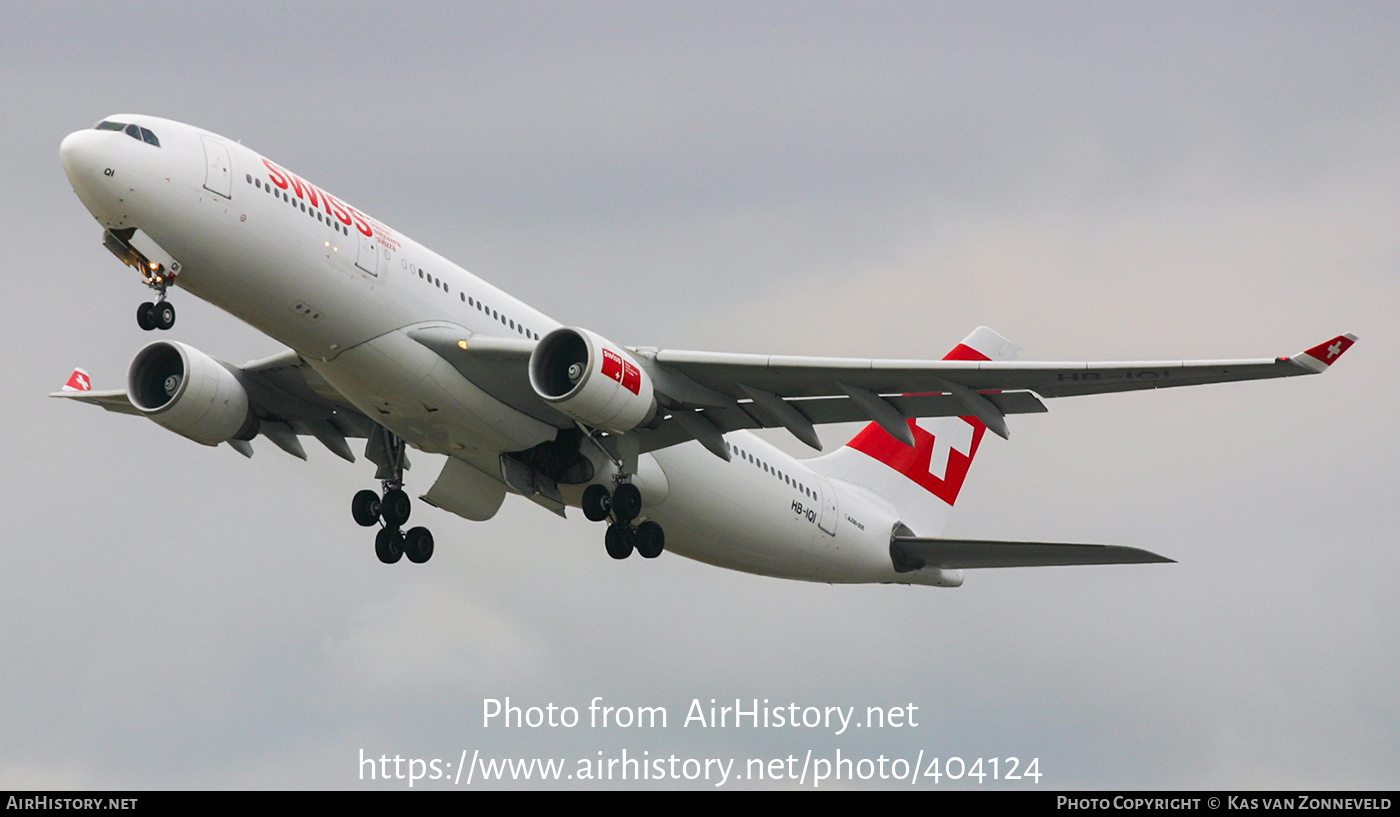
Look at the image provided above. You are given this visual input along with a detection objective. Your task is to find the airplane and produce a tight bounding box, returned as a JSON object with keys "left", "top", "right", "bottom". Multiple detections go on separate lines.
{"left": 53, "top": 114, "right": 1356, "bottom": 587}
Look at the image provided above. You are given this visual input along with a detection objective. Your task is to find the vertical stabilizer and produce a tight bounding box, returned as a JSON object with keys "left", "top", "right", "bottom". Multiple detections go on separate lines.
{"left": 809, "top": 327, "right": 1019, "bottom": 537}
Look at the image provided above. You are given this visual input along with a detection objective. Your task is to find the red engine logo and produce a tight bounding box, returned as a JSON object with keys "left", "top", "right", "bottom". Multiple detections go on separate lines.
{"left": 600, "top": 349, "right": 641, "bottom": 395}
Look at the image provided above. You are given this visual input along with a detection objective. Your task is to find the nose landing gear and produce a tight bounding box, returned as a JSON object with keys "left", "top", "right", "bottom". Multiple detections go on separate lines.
{"left": 136, "top": 265, "right": 176, "bottom": 331}
{"left": 101, "top": 228, "right": 180, "bottom": 331}
{"left": 137, "top": 299, "right": 176, "bottom": 331}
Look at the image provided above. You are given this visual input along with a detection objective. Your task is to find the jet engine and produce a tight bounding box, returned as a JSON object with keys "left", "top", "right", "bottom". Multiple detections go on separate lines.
{"left": 127, "top": 341, "right": 258, "bottom": 445}
{"left": 529, "top": 327, "right": 656, "bottom": 433}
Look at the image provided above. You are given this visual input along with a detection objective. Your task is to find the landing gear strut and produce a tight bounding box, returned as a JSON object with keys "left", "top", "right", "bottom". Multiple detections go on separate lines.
{"left": 136, "top": 259, "right": 176, "bottom": 331}
{"left": 353, "top": 428, "right": 434, "bottom": 564}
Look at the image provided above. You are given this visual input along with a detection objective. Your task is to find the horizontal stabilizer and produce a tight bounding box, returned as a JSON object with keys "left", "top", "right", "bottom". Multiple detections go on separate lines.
{"left": 49, "top": 387, "right": 141, "bottom": 416}
{"left": 892, "top": 536, "right": 1173, "bottom": 570}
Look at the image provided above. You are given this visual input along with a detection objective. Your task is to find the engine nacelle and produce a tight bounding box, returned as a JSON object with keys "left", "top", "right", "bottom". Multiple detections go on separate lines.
{"left": 127, "top": 341, "right": 258, "bottom": 446}
{"left": 529, "top": 327, "right": 656, "bottom": 433}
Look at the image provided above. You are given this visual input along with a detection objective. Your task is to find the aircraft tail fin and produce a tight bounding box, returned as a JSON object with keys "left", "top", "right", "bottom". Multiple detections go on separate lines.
{"left": 809, "top": 327, "right": 1019, "bottom": 537}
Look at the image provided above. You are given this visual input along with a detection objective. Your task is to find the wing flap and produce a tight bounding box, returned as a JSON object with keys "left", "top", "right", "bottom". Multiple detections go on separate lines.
{"left": 893, "top": 536, "right": 1174, "bottom": 569}
{"left": 629, "top": 391, "right": 1047, "bottom": 454}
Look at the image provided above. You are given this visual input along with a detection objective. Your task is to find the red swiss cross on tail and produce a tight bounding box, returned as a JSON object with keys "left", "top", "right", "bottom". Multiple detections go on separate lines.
{"left": 63, "top": 368, "right": 93, "bottom": 392}
{"left": 845, "top": 339, "right": 993, "bottom": 506}
{"left": 810, "top": 327, "right": 1021, "bottom": 538}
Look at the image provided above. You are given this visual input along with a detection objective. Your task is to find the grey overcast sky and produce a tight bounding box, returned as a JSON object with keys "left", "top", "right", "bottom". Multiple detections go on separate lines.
{"left": 2, "top": 2, "right": 1396, "bottom": 789}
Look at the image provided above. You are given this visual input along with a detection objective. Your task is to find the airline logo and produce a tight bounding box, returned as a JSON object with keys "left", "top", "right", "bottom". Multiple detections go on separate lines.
{"left": 261, "top": 158, "right": 383, "bottom": 239}
{"left": 1302, "top": 334, "right": 1356, "bottom": 366}
{"left": 847, "top": 417, "right": 986, "bottom": 506}
{"left": 64, "top": 368, "right": 92, "bottom": 392}
{"left": 600, "top": 348, "right": 642, "bottom": 395}
{"left": 845, "top": 339, "right": 992, "bottom": 506}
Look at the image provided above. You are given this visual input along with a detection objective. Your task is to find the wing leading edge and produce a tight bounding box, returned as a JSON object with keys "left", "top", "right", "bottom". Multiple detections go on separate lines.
{"left": 648, "top": 332, "right": 1358, "bottom": 400}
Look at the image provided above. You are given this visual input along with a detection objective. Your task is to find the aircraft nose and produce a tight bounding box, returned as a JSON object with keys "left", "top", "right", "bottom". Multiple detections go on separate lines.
{"left": 60, "top": 129, "right": 105, "bottom": 185}
{"left": 60, "top": 128, "right": 131, "bottom": 227}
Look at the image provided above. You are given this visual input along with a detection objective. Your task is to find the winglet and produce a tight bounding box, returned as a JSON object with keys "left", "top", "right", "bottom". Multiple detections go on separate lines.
{"left": 62, "top": 368, "right": 93, "bottom": 392}
{"left": 1291, "top": 333, "right": 1358, "bottom": 373}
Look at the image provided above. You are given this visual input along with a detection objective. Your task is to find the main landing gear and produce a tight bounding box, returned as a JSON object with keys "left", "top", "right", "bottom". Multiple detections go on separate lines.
{"left": 351, "top": 431, "right": 434, "bottom": 564}
{"left": 583, "top": 482, "right": 664, "bottom": 560}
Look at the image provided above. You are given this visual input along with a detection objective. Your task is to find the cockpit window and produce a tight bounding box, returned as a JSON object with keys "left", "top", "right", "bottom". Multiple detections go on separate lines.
{"left": 93, "top": 120, "right": 160, "bottom": 147}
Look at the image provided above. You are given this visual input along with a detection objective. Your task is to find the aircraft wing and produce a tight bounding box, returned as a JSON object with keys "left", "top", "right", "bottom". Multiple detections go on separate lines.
{"left": 626, "top": 331, "right": 1357, "bottom": 454}
{"left": 411, "top": 325, "right": 1356, "bottom": 458}
{"left": 50, "top": 350, "right": 377, "bottom": 462}
{"left": 646, "top": 333, "right": 1357, "bottom": 400}
{"left": 892, "top": 536, "right": 1174, "bottom": 570}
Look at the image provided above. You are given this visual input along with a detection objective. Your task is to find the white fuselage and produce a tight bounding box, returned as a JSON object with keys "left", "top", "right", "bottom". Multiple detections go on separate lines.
{"left": 61, "top": 115, "right": 946, "bottom": 586}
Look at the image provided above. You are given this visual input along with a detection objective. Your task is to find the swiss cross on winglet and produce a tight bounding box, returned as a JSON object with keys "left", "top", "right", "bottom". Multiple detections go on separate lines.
{"left": 63, "top": 368, "right": 93, "bottom": 392}
{"left": 1296, "top": 333, "right": 1358, "bottom": 372}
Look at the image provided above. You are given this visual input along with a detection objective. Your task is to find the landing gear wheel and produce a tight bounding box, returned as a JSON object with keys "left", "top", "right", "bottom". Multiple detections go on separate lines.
{"left": 635, "top": 521, "right": 665, "bottom": 558}
{"left": 582, "top": 484, "right": 612, "bottom": 522}
{"left": 612, "top": 483, "right": 642, "bottom": 522}
{"left": 381, "top": 489, "right": 411, "bottom": 527}
{"left": 404, "top": 527, "right": 434, "bottom": 563}
{"left": 375, "top": 527, "right": 404, "bottom": 564}
{"left": 151, "top": 301, "right": 176, "bottom": 330}
{"left": 137, "top": 302, "right": 155, "bottom": 331}
{"left": 351, "top": 490, "right": 381, "bottom": 527}
{"left": 605, "top": 523, "right": 635, "bottom": 560}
